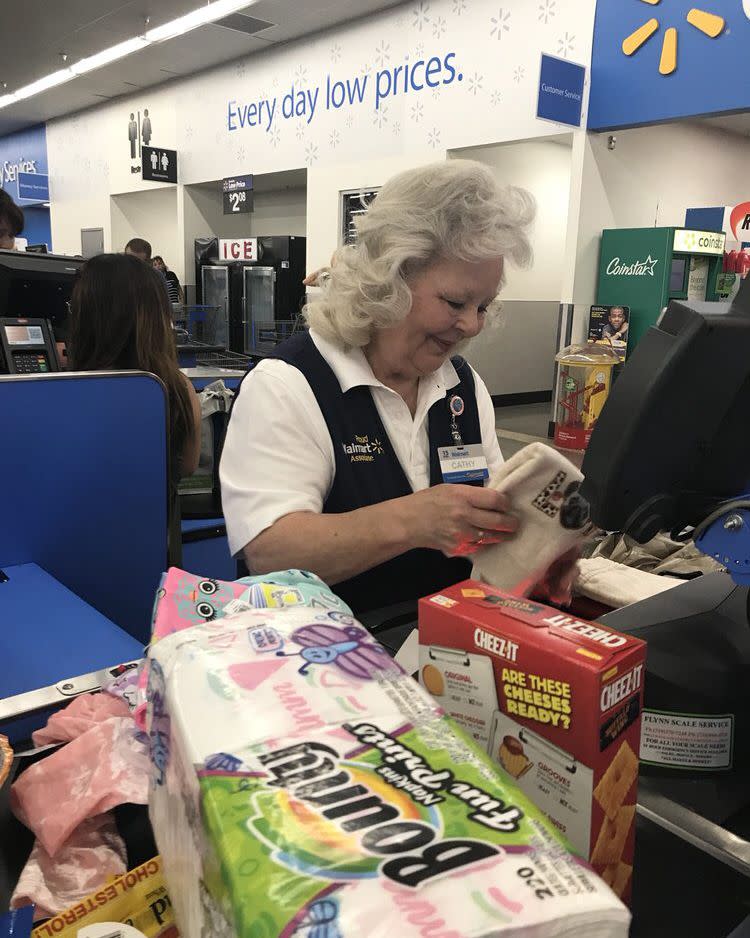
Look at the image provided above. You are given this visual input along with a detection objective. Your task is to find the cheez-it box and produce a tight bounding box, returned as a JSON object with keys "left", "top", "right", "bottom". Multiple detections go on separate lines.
{"left": 418, "top": 580, "right": 646, "bottom": 902}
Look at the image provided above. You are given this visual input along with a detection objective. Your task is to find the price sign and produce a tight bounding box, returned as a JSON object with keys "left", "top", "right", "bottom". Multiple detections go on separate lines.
{"left": 223, "top": 174, "right": 254, "bottom": 215}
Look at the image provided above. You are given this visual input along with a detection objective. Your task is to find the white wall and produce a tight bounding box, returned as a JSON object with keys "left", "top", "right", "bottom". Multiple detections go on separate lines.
{"left": 569, "top": 121, "right": 750, "bottom": 340}
{"left": 110, "top": 188, "right": 181, "bottom": 278}
{"left": 47, "top": 0, "right": 595, "bottom": 265}
{"left": 451, "top": 138, "right": 573, "bottom": 302}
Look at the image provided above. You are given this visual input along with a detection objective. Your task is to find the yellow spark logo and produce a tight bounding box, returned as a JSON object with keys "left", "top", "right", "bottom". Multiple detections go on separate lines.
{"left": 622, "top": 2, "right": 725, "bottom": 75}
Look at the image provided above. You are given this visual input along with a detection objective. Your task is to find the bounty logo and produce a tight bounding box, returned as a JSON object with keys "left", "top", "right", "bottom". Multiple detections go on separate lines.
{"left": 342, "top": 434, "right": 384, "bottom": 463}
{"left": 606, "top": 254, "right": 659, "bottom": 277}
{"left": 621, "top": 1, "right": 726, "bottom": 76}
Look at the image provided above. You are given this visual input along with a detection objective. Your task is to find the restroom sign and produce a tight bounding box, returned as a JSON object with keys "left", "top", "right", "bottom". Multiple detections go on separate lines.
{"left": 219, "top": 237, "right": 257, "bottom": 261}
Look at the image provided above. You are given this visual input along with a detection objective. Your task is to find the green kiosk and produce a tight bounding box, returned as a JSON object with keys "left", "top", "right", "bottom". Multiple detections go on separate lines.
{"left": 596, "top": 227, "right": 726, "bottom": 350}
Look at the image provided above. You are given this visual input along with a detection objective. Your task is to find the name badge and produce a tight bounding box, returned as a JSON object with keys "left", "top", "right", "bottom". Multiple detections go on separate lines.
{"left": 438, "top": 444, "right": 489, "bottom": 484}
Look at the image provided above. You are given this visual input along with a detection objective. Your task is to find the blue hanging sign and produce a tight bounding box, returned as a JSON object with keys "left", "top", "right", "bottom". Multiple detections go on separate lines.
{"left": 537, "top": 53, "right": 586, "bottom": 128}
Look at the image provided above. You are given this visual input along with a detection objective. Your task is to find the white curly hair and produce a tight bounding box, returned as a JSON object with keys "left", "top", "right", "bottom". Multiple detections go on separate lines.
{"left": 305, "top": 159, "right": 535, "bottom": 348}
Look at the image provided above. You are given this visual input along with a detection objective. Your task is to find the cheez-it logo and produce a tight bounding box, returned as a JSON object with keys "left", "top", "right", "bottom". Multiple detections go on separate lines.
{"left": 621, "top": 2, "right": 727, "bottom": 77}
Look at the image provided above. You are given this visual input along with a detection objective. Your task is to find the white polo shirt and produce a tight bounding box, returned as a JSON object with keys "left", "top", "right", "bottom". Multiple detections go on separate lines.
{"left": 220, "top": 330, "right": 504, "bottom": 556}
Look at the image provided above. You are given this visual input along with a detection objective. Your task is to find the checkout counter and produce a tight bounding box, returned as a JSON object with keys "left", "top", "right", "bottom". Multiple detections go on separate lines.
{"left": 5, "top": 256, "right": 750, "bottom": 933}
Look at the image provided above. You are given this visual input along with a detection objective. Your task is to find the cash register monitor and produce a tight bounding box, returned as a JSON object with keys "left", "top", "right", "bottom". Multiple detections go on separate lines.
{"left": 0, "top": 249, "right": 84, "bottom": 341}
{"left": 580, "top": 275, "right": 750, "bottom": 541}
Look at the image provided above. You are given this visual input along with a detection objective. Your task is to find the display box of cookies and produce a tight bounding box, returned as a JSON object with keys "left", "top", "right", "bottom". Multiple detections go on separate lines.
{"left": 418, "top": 581, "right": 646, "bottom": 902}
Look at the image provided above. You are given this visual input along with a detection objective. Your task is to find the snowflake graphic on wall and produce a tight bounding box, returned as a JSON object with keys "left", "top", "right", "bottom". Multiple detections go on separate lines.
{"left": 427, "top": 127, "right": 442, "bottom": 149}
{"left": 432, "top": 86, "right": 441, "bottom": 101}
{"left": 467, "top": 71, "right": 483, "bottom": 96}
{"left": 272, "top": 77, "right": 279, "bottom": 88}
{"left": 330, "top": 129, "right": 341, "bottom": 148}
{"left": 360, "top": 62, "right": 371, "bottom": 78}
{"left": 294, "top": 64, "right": 308, "bottom": 87}
{"left": 345, "top": 114, "right": 355, "bottom": 129}
{"left": 330, "top": 42, "right": 342, "bottom": 63}
{"left": 490, "top": 9, "right": 511, "bottom": 40}
{"left": 557, "top": 32, "right": 575, "bottom": 57}
{"left": 392, "top": 121, "right": 401, "bottom": 135}
{"left": 411, "top": 101, "right": 424, "bottom": 123}
{"left": 270, "top": 126, "right": 281, "bottom": 147}
{"left": 295, "top": 121, "right": 306, "bottom": 141}
{"left": 374, "top": 40, "right": 391, "bottom": 67}
{"left": 453, "top": 0, "right": 467, "bottom": 15}
{"left": 433, "top": 16, "right": 447, "bottom": 38}
{"left": 490, "top": 89, "right": 502, "bottom": 106}
{"left": 413, "top": 1, "right": 430, "bottom": 31}
{"left": 513, "top": 65, "right": 526, "bottom": 83}
{"left": 414, "top": 41, "right": 425, "bottom": 59}
{"left": 538, "top": 0, "right": 556, "bottom": 24}
{"left": 305, "top": 143, "right": 319, "bottom": 166}
{"left": 236, "top": 145, "right": 246, "bottom": 163}
{"left": 235, "top": 61, "right": 247, "bottom": 79}
{"left": 185, "top": 125, "right": 194, "bottom": 140}
{"left": 374, "top": 105, "right": 389, "bottom": 129}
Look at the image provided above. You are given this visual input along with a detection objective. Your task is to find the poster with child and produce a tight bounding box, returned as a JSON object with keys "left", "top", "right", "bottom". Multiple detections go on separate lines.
{"left": 589, "top": 305, "right": 630, "bottom": 362}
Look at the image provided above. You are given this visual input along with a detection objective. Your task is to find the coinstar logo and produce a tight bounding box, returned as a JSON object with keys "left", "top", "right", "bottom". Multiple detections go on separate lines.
{"left": 606, "top": 254, "right": 659, "bottom": 277}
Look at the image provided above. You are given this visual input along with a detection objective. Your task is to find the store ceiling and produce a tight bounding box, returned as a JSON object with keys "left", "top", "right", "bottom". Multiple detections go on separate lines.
{"left": 0, "top": 0, "right": 404, "bottom": 136}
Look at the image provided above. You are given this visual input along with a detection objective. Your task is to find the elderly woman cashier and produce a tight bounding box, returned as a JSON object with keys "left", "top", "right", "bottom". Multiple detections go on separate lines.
{"left": 221, "top": 160, "right": 534, "bottom": 614}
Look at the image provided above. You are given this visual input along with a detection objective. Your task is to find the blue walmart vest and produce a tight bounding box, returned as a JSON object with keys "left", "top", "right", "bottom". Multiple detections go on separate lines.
{"left": 269, "top": 331, "right": 483, "bottom": 614}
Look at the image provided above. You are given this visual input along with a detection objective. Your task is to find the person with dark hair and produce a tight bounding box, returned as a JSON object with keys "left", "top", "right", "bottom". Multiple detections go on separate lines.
{"left": 125, "top": 237, "right": 152, "bottom": 262}
{"left": 153, "top": 255, "right": 183, "bottom": 304}
{"left": 68, "top": 253, "right": 201, "bottom": 479}
{"left": 0, "top": 188, "right": 25, "bottom": 250}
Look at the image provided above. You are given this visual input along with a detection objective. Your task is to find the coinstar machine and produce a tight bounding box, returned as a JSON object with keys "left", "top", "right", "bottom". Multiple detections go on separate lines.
{"left": 596, "top": 227, "right": 725, "bottom": 352}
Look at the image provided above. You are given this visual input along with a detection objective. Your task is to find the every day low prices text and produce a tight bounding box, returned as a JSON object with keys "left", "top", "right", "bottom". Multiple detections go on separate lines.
{"left": 228, "top": 50, "right": 461, "bottom": 133}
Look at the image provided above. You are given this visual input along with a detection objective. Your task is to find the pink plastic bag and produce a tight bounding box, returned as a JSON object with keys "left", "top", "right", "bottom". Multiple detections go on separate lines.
{"left": 11, "top": 814, "right": 126, "bottom": 920}
{"left": 12, "top": 701, "right": 149, "bottom": 856}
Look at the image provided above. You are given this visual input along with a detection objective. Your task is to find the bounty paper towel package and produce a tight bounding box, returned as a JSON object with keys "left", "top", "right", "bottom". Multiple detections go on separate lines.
{"left": 146, "top": 581, "right": 630, "bottom": 937}
{"left": 418, "top": 581, "right": 646, "bottom": 902}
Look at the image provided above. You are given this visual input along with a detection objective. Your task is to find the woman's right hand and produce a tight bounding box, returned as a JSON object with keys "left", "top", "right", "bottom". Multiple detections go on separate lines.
{"left": 406, "top": 484, "right": 518, "bottom": 557}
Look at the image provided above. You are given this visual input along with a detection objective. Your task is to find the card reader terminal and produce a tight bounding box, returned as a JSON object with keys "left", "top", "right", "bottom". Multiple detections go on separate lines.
{"left": 0, "top": 317, "right": 58, "bottom": 374}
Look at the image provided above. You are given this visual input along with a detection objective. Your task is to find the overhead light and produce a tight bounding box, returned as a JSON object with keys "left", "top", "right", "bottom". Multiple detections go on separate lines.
{"left": 146, "top": 0, "right": 257, "bottom": 42}
{"left": 0, "top": 0, "right": 258, "bottom": 111}
{"left": 13, "top": 69, "right": 74, "bottom": 101}
{"left": 70, "top": 36, "right": 151, "bottom": 75}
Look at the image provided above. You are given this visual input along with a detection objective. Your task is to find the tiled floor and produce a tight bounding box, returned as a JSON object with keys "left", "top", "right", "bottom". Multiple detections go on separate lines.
{"left": 495, "top": 401, "right": 583, "bottom": 467}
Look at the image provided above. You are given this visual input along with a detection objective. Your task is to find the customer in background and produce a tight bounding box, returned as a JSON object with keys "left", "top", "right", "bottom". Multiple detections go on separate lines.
{"left": 153, "top": 255, "right": 183, "bottom": 304}
{"left": 0, "top": 189, "right": 24, "bottom": 250}
{"left": 124, "top": 237, "right": 153, "bottom": 262}
{"left": 68, "top": 253, "right": 201, "bottom": 478}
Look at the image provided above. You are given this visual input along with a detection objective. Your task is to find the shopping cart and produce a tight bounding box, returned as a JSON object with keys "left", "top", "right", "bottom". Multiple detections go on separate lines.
{"left": 248, "top": 318, "right": 303, "bottom": 356}
{"left": 171, "top": 305, "right": 223, "bottom": 346}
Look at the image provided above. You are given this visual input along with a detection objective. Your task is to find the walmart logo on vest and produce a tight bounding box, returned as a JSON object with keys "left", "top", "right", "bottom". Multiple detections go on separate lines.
{"left": 343, "top": 434, "right": 384, "bottom": 463}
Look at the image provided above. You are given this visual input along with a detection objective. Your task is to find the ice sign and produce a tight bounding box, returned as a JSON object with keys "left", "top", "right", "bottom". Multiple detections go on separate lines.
{"left": 248, "top": 626, "right": 284, "bottom": 653}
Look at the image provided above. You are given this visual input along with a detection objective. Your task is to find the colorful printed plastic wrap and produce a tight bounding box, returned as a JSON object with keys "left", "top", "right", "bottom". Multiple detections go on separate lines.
{"left": 134, "top": 568, "right": 351, "bottom": 728}
{"left": 146, "top": 581, "right": 630, "bottom": 938}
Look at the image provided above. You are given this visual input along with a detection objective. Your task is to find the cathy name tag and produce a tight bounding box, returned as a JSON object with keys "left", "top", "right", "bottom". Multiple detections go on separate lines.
{"left": 438, "top": 444, "right": 489, "bottom": 483}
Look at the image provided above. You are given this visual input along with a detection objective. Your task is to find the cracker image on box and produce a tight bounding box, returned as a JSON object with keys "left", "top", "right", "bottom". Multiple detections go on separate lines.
{"left": 418, "top": 644, "right": 499, "bottom": 751}
{"left": 602, "top": 861, "right": 633, "bottom": 899}
{"left": 594, "top": 740, "right": 639, "bottom": 821}
{"left": 591, "top": 804, "right": 636, "bottom": 868}
{"left": 421, "top": 663, "right": 444, "bottom": 696}
{"left": 498, "top": 734, "right": 532, "bottom": 779}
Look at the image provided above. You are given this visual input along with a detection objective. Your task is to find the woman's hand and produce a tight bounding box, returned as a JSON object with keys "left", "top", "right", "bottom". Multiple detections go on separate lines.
{"left": 406, "top": 484, "right": 518, "bottom": 557}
